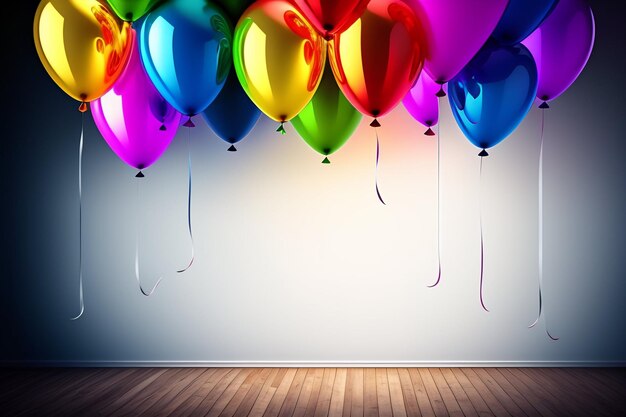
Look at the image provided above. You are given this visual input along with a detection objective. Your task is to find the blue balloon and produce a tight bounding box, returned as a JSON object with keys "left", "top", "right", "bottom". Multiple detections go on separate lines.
{"left": 201, "top": 71, "right": 262, "bottom": 151}
{"left": 139, "top": 0, "right": 233, "bottom": 116}
{"left": 491, "top": 0, "right": 559, "bottom": 45}
{"left": 449, "top": 43, "right": 538, "bottom": 154}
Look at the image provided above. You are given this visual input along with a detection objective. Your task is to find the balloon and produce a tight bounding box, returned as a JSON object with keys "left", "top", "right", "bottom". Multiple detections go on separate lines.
{"left": 412, "top": 0, "right": 508, "bottom": 86}
{"left": 106, "top": 0, "right": 162, "bottom": 21}
{"left": 33, "top": 0, "right": 133, "bottom": 107}
{"left": 202, "top": 71, "right": 262, "bottom": 151}
{"left": 92, "top": 31, "right": 182, "bottom": 171}
{"left": 523, "top": 0, "right": 595, "bottom": 105}
{"left": 328, "top": 0, "right": 424, "bottom": 123}
{"left": 213, "top": 0, "right": 256, "bottom": 20}
{"left": 291, "top": 63, "right": 363, "bottom": 163}
{"left": 290, "top": 0, "right": 370, "bottom": 39}
{"left": 448, "top": 43, "right": 538, "bottom": 154}
{"left": 491, "top": 0, "right": 558, "bottom": 46}
{"left": 139, "top": 0, "right": 233, "bottom": 116}
{"left": 402, "top": 71, "right": 440, "bottom": 135}
{"left": 233, "top": 0, "right": 326, "bottom": 126}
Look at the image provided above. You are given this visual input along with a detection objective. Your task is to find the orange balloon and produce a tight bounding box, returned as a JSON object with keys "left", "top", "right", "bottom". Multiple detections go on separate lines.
{"left": 328, "top": 0, "right": 425, "bottom": 121}
{"left": 33, "top": 0, "right": 133, "bottom": 106}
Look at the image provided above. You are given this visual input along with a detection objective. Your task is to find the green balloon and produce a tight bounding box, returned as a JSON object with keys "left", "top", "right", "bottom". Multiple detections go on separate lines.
{"left": 106, "top": 0, "right": 163, "bottom": 21}
{"left": 292, "top": 64, "right": 362, "bottom": 164}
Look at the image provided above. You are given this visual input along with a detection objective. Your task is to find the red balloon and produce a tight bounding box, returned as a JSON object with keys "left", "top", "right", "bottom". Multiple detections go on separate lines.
{"left": 290, "top": 0, "right": 370, "bottom": 39}
{"left": 328, "top": 0, "right": 425, "bottom": 121}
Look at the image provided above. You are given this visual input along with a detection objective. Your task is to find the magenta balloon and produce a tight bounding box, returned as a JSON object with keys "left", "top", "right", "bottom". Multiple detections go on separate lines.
{"left": 92, "top": 31, "right": 182, "bottom": 171}
{"left": 411, "top": 0, "right": 508, "bottom": 84}
{"left": 403, "top": 71, "right": 440, "bottom": 131}
{"left": 523, "top": 0, "right": 595, "bottom": 103}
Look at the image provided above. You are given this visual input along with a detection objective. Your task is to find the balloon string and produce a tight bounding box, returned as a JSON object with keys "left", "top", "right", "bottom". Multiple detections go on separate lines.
{"left": 428, "top": 120, "right": 442, "bottom": 288}
{"left": 135, "top": 177, "right": 164, "bottom": 296}
{"left": 374, "top": 127, "right": 386, "bottom": 205}
{"left": 177, "top": 126, "right": 195, "bottom": 273}
{"left": 530, "top": 108, "right": 559, "bottom": 340}
{"left": 479, "top": 156, "right": 489, "bottom": 312}
{"left": 70, "top": 113, "right": 85, "bottom": 320}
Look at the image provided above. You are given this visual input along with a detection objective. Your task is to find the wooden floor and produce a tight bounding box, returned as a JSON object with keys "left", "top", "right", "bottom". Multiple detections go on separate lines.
{"left": 1, "top": 368, "right": 625, "bottom": 416}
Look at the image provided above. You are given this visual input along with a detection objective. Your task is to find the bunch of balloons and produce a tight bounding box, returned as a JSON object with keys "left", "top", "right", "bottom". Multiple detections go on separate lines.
{"left": 33, "top": 0, "right": 595, "bottom": 166}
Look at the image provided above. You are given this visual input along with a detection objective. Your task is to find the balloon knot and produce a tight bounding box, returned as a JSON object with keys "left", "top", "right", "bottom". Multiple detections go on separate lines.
{"left": 78, "top": 102, "right": 88, "bottom": 113}
{"left": 424, "top": 127, "right": 436, "bottom": 136}
{"left": 183, "top": 117, "right": 195, "bottom": 127}
{"left": 370, "top": 119, "right": 381, "bottom": 128}
{"left": 478, "top": 149, "right": 489, "bottom": 157}
{"left": 159, "top": 124, "right": 167, "bottom": 131}
{"left": 435, "top": 85, "right": 447, "bottom": 98}
{"left": 227, "top": 144, "right": 237, "bottom": 152}
{"left": 135, "top": 171, "right": 145, "bottom": 178}
{"left": 539, "top": 101, "right": 550, "bottom": 109}
{"left": 276, "top": 123, "right": 286, "bottom": 135}
{"left": 322, "top": 157, "right": 330, "bottom": 164}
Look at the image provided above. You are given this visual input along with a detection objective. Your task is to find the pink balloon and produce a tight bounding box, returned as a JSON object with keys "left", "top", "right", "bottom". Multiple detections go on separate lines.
{"left": 523, "top": 0, "right": 595, "bottom": 104}
{"left": 411, "top": 0, "right": 508, "bottom": 85}
{"left": 402, "top": 71, "right": 440, "bottom": 135}
{"left": 92, "top": 30, "right": 182, "bottom": 171}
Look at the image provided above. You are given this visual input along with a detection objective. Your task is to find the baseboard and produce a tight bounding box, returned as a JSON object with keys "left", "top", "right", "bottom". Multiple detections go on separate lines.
{"left": 2, "top": 360, "right": 625, "bottom": 368}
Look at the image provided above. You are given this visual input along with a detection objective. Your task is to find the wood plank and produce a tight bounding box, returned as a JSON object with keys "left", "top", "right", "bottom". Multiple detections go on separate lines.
{"left": 497, "top": 368, "right": 560, "bottom": 417}
{"left": 262, "top": 368, "right": 300, "bottom": 417}
{"left": 140, "top": 368, "right": 212, "bottom": 417}
{"left": 290, "top": 368, "right": 318, "bottom": 417}
{"left": 397, "top": 368, "right": 423, "bottom": 417}
{"left": 518, "top": 367, "right": 592, "bottom": 417}
{"left": 221, "top": 368, "right": 272, "bottom": 417}
{"left": 235, "top": 368, "right": 279, "bottom": 417}
{"left": 376, "top": 368, "right": 393, "bottom": 417}
{"left": 302, "top": 368, "right": 326, "bottom": 417}
{"left": 448, "top": 369, "right": 493, "bottom": 417}
{"left": 4, "top": 367, "right": 626, "bottom": 416}
{"left": 313, "top": 368, "right": 336, "bottom": 417}
{"left": 328, "top": 368, "right": 347, "bottom": 417}
{"left": 98, "top": 368, "right": 169, "bottom": 415}
{"left": 190, "top": 368, "right": 244, "bottom": 417}
{"left": 351, "top": 368, "right": 365, "bottom": 417}
{"left": 428, "top": 369, "right": 464, "bottom": 417}
{"left": 274, "top": 368, "right": 308, "bottom": 417}
{"left": 342, "top": 368, "right": 354, "bottom": 417}
{"left": 240, "top": 368, "right": 284, "bottom": 417}
{"left": 459, "top": 368, "right": 511, "bottom": 417}
{"left": 480, "top": 368, "right": 539, "bottom": 417}
{"left": 416, "top": 368, "right": 448, "bottom": 417}
{"left": 363, "top": 368, "right": 378, "bottom": 417}
{"left": 123, "top": 368, "right": 197, "bottom": 416}
{"left": 407, "top": 368, "right": 436, "bottom": 417}
{"left": 206, "top": 368, "right": 257, "bottom": 417}
{"left": 471, "top": 368, "right": 526, "bottom": 417}
{"left": 154, "top": 368, "right": 221, "bottom": 417}
{"left": 387, "top": 368, "right": 408, "bottom": 417}
{"left": 438, "top": 368, "right": 478, "bottom": 417}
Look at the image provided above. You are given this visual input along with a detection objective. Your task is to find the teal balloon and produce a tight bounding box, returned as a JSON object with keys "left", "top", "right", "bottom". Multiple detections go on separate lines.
{"left": 292, "top": 64, "right": 362, "bottom": 163}
{"left": 449, "top": 42, "right": 538, "bottom": 154}
{"left": 139, "top": 0, "right": 233, "bottom": 116}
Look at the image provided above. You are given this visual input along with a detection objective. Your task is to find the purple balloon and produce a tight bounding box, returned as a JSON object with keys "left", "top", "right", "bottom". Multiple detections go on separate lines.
{"left": 523, "top": 0, "right": 595, "bottom": 104}
{"left": 403, "top": 71, "right": 440, "bottom": 135}
{"left": 411, "top": 0, "right": 508, "bottom": 85}
{"left": 92, "top": 31, "right": 182, "bottom": 171}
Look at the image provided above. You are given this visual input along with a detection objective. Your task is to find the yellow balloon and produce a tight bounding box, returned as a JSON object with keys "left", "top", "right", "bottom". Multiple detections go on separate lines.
{"left": 233, "top": 0, "right": 326, "bottom": 123}
{"left": 33, "top": 0, "right": 133, "bottom": 106}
